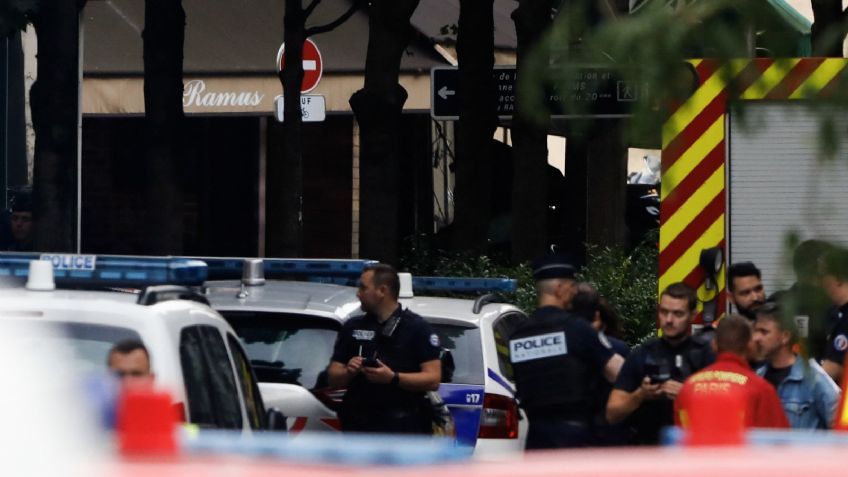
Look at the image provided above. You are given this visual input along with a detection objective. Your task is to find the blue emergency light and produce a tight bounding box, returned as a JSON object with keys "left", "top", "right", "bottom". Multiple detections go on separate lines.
{"left": 183, "top": 257, "right": 517, "bottom": 292}
{"left": 190, "top": 257, "right": 377, "bottom": 285}
{"left": 412, "top": 276, "right": 517, "bottom": 293}
{"left": 0, "top": 253, "right": 208, "bottom": 288}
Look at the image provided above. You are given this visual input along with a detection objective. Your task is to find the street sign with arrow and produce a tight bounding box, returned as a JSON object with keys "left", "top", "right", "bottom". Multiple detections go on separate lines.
{"left": 430, "top": 65, "right": 638, "bottom": 121}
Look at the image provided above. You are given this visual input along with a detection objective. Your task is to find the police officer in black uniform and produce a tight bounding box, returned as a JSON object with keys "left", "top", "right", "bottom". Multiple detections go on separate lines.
{"left": 327, "top": 263, "right": 442, "bottom": 433}
{"left": 606, "top": 282, "right": 714, "bottom": 445}
{"left": 509, "top": 256, "right": 624, "bottom": 449}
{"left": 819, "top": 248, "right": 848, "bottom": 385}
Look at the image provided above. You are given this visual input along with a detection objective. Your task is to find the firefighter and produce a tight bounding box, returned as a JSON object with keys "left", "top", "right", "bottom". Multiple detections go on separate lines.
{"left": 509, "top": 255, "right": 624, "bottom": 449}
{"left": 676, "top": 315, "right": 789, "bottom": 430}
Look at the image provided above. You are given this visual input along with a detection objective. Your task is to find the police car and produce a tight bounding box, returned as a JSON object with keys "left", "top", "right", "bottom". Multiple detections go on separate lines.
{"left": 200, "top": 258, "right": 529, "bottom": 454}
{"left": 0, "top": 253, "right": 279, "bottom": 433}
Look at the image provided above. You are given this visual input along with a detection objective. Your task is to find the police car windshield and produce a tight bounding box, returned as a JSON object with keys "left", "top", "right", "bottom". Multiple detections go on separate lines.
{"left": 429, "top": 323, "right": 484, "bottom": 385}
{"left": 12, "top": 321, "right": 141, "bottom": 374}
{"left": 222, "top": 311, "right": 339, "bottom": 389}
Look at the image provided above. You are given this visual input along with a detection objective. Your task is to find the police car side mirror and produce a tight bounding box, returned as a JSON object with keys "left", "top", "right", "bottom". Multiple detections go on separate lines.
{"left": 266, "top": 408, "right": 288, "bottom": 432}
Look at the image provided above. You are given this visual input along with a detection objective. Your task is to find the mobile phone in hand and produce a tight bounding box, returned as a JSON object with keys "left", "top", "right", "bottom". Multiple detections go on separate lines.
{"left": 362, "top": 357, "right": 379, "bottom": 367}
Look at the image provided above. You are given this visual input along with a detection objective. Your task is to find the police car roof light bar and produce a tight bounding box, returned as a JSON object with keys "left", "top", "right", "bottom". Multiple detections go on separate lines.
{"left": 192, "top": 257, "right": 378, "bottom": 284}
{"left": 0, "top": 253, "right": 208, "bottom": 288}
{"left": 412, "top": 276, "right": 517, "bottom": 294}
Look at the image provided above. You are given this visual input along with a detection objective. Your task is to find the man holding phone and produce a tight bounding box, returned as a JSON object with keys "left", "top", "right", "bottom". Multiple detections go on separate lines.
{"left": 327, "top": 263, "right": 442, "bottom": 434}
{"left": 606, "top": 283, "right": 715, "bottom": 444}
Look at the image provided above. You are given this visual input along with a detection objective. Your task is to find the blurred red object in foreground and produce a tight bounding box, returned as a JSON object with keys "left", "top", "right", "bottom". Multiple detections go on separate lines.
{"left": 116, "top": 387, "right": 178, "bottom": 456}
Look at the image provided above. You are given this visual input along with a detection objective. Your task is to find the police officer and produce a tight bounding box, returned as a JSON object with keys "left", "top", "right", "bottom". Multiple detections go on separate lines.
{"left": 606, "top": 282, "right": 714, "bottom": 445}
{"left": 819, "top": 248, "right": 848, "bottom": 385}
{"left": 509, "top": 256, "right": 624, "bottom": 449}
{"left": 2, "top": 188, "right": 33, "bottom": 251}
{"left": 327, "top": 263, "right": 442, "bottom": 434}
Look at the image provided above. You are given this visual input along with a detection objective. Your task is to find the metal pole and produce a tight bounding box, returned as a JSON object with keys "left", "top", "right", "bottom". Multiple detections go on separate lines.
{"left": 76, "top": 11, "right": 84, "bottom": 252}
{"left": 258, "top": 116, "right": 267, "bottom": 257}
{"left": 2, "top": 35, "right": 8, "bottom": 209}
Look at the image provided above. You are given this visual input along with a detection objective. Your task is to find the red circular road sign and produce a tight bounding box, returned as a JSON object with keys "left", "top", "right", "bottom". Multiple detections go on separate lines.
{"left": 276, "top": 39, "right": 323, "bottom": 94}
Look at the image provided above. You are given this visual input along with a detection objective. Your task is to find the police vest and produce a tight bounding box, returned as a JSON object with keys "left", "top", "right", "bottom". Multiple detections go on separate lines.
{"left": 509, "top": 316, "right": 592, "bottom": 418}
{"left": 642, "top": 337, "right": 712, "bottom": 384}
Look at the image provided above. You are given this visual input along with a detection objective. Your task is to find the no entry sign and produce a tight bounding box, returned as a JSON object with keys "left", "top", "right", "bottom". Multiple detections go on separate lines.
{"left": 276, "top": 38, "right": 323, "bottom": 94}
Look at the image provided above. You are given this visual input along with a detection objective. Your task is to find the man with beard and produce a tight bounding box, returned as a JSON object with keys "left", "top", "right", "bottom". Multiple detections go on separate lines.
{"left": 753, "top": 303, "right": 839, "bottom": 429}
{"left": 328, "top": 263, "right": 442, "bottom": 433}
{"left": 606, "top": 283, "right": 714, "bottom": 444}
{"left": 728, "top": 262, "right": 767, "bottom": 322}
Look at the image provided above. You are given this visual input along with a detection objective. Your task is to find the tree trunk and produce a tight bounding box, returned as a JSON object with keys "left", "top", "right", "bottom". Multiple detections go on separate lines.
{"left": 452, "top": 0, "right": 498, "bottom": 253}
{"left": 267, "top": 0, "right": 307, "bottom": 257}
{"left": 30, "top": 0, "right": 85, "bottom": 252}
{"left": 350, "top": 0, "right": 420, "bottom": 265}
{"left": 811, "top": 0, "right": 845, "bottom": 57}
{"left": 143, "top": 0, "right": 185, "bottom": 254}
{"left": 510, "top": 0, "right": 552, "bottom": 263}
{"left": 586, "top": 119, "right": 626, "bottom": 248}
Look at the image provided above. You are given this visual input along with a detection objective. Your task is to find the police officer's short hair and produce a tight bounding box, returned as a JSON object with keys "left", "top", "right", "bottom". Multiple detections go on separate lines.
{"left": 820, "top": 247, "right": 848, "bottom": 282}
{"left": 715, "top": 315, "right": 752, "bottom": 355}
{"left": 755, "top": 302, "right": 798, "bottom": 344}
{"left": 365, "top": 263, "right": 400, "bottom": 300}
{"left": 727, "top": 262, "right": 761, "bottom": 291}
{"left": 660, "top": 282, "right": 697, "bottom": 312}
{"left": 107, "top": 339, "right": 150, "bottom": 364}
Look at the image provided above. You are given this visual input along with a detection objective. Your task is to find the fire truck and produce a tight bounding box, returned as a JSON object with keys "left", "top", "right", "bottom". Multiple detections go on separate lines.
{"left": 659, "top": 58, "right": 848, "bottom": 324}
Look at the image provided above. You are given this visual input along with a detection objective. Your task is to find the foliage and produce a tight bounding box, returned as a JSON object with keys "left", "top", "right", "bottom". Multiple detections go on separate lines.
{"left": 400, "top": 231, "right": 660, "bottom": 345}
{"left": 576, "top": 230, "right": 659, "bottom": 345}
{"left": 0, "top": 0, "right": 38, "bottom": 37}
{"left": 399, "top": 235, "right": 537, "bottom": 314}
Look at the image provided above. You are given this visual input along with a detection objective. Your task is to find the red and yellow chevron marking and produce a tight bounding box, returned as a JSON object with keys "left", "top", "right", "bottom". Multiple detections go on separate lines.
{"left": 659, "top": 58, "right": 848, "bottom": 324}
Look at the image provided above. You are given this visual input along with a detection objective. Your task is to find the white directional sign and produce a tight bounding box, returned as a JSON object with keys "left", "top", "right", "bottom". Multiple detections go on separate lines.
{"left": 274, "top": 95, "right": 326, "bottom": 122}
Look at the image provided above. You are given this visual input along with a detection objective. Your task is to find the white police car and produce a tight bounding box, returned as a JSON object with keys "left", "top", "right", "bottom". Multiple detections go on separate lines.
{"left": 200, "top": 258, "right": 528, "bottom": 454}
{"left": 0, "top": 253, "right": 278, "bottom": 433}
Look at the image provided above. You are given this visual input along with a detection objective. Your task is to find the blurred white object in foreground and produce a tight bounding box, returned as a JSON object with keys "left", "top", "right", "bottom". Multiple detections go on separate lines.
{"left": 0, "top": 319, "right": 105, "bottom": 476}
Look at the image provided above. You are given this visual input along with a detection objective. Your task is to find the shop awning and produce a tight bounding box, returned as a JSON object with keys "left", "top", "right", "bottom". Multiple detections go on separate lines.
{"left": 82, "top": 0, "right": 449, "bottom": 114}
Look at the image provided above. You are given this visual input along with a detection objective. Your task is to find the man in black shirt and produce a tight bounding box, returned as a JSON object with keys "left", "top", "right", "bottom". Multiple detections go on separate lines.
{"left": 820, "top": 248, "right": 848, "bottom": 385}
{"left": 327, "top": 263, "right": 442, "bottom": 434}
{"left": 509, "top": 256, "right": 624, "bottom": 449}
{"left": 606, "top": 282, "right": 714, "bottom": 445}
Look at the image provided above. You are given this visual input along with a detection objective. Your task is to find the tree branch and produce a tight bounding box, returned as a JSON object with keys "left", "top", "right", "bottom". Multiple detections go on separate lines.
{"left": 304, "top": 0, "right": 321, "bottom": 18}
{"left": 305, "top": 0, "right": 362, "bottom": 36}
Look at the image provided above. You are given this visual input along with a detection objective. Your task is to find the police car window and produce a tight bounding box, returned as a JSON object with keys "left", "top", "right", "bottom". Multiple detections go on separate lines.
{"left": 179, "top": 327, "right": 217, "bottom": 427}
{"left": 429, "top": 323, "right": 484, "bottom": 385}
{"left": 198, "top": 326, "right": 243, "bottom": 430}
{"left": 227, "top": 333, "right": 266, "bottom": 430}
{"left": 222, "top": 311, "right": 339, "bottom": 389}
{"left": 179, "top": 326, "right": 243, "bottom": 429}
{"left": 492, "top": 312, "right": 527, "bottom": 381}
{"left": 35, "top": 322, "right": 140, "bottom": 375}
